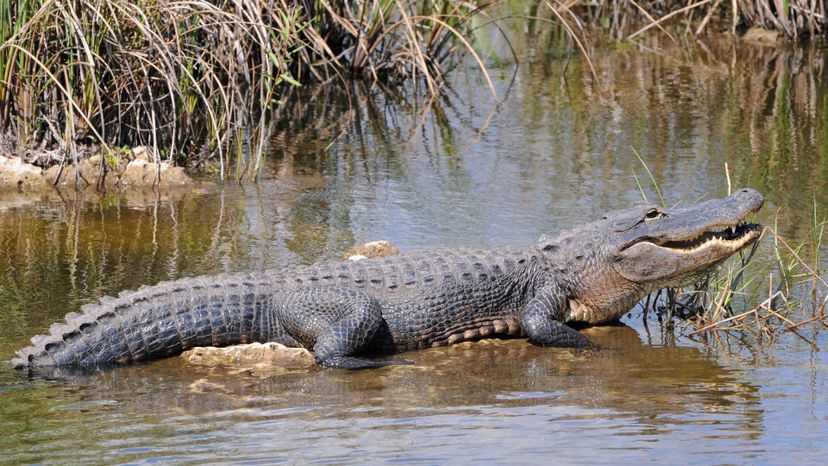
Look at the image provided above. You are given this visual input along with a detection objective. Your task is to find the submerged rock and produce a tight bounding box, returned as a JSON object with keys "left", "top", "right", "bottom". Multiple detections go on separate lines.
{"left": 181, "top": 342, "right": 315, "bottom": 369}
{"left": 181, "top": 243, "right": 403, "bottom": 369}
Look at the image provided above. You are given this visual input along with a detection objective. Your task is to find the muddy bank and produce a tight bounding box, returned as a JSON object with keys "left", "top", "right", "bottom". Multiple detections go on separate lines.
{"left": 0, "top": 148, "right": 193, "bottom": 192}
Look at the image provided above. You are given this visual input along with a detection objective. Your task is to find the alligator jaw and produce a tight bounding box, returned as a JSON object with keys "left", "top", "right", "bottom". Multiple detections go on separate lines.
{"left": 641, "top": 222, "right": 762, "bottom": 254}
{"left": 612, "top": 188, "right": 764, "bottom": 284}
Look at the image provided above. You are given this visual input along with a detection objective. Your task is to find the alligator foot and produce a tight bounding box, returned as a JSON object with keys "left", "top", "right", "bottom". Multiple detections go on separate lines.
{"left": 521, "top": 296, "right": 593, "bottom": 348}
{"left": 532, "top": 320, "right": 592, "bottom": 348}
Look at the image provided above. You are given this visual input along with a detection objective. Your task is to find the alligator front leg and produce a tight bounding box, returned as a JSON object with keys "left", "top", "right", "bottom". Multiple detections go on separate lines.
{"left": 520, "top": 294, "right": 591, "bottom": 348}
{"left": 278, "top": 286, "right": 392, "bottom": 369}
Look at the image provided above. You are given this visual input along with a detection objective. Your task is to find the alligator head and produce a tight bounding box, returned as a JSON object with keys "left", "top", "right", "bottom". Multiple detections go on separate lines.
{"left": 539, "top": 188, "right": 764, "bottom": 324}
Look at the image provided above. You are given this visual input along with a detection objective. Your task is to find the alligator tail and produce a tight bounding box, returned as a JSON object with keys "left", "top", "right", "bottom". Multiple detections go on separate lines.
{"left": 12, "top": 273, "right": 272, "bottom": 368}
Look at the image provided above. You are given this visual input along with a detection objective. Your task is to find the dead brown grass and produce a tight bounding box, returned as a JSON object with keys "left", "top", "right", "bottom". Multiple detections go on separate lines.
{"left": 0, "top": 0, "right": 503, "bottom": 181}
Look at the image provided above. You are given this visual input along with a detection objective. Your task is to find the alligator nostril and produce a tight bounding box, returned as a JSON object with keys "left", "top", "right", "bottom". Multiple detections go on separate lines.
{"left": 734, "top": 188, "right": 764, "bottom": 209}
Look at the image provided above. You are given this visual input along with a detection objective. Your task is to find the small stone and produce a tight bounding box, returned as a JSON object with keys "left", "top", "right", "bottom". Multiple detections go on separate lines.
{"left": 119, "top": 160, "right": 150, "bottom": 187}
{"left": 47, "top": 165, "right": 91, "bottom": 189}
{"left": 132, "top": 146, "right": 151, "bottom": 162}
{"left": 0, "top": 156, "right": 50, "bottom": 191}
{"left": 42, "top": 164, "right": 61, "bottom": 181}
{"left": 2, "top": 157, "right": 41, "bottom": 175}
{"left": 342, "top": 241, "right": 400, "bottom": 261}
{"left": 127, "top": 158, "right": 149, "bottom": 169}
{"left": 78, "top": 159, "right": 98, "bottom": 183}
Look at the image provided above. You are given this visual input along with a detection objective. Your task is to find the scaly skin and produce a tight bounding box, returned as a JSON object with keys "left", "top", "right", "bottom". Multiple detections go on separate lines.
{"left": 13, "top": 189, "right": 765, "bottom": 369}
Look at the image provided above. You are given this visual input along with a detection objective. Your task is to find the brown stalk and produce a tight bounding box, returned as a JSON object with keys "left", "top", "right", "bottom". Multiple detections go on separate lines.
{"left": 788, "top": 313, "right": 828, "bottom": 330}
{"left": 695, "top": 0, "right": 723, "bottom": 35}
{"left": 628, "top": 0, "right": 715, "bottom": 40}
{"left": 690, "top": 291, "right": 785, "bottom": 335}
{"left": 545, "top": 1, "right": 599, "bottom": 86}
{"left": 628, "top": 0, "right": 677, "bottom": 42}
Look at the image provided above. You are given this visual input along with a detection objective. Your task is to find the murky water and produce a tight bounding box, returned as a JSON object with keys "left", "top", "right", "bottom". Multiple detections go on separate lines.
{"left": 2, "top": 37, "right": 828, "bottom": 464}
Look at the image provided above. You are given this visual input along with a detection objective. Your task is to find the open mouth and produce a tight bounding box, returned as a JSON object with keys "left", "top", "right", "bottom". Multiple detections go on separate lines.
{"left": 653, "top": 222, "right": 762, "bottom": 252}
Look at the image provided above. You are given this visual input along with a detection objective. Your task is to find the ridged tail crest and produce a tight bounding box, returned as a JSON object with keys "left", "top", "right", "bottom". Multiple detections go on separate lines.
{"left": 12, "top": 273, "right": 274, "bottom": 368}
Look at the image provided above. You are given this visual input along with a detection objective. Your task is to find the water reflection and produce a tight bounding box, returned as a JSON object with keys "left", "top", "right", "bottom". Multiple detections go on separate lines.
{"left": 268, "top": 40, "right": 828, "bottom": 240}
{"left": 1, "top": 325, "right": 762, "bottom": 463}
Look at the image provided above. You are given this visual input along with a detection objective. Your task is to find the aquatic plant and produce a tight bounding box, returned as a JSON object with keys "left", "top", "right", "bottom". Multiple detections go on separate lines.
{"left": 633, "top": 155, "right": 827, "bottom": 348}
{"left": 0, "top": 0, "right": 499, "bottom": 180}
{"left": 682, "top": 205, "right": 827, "bottom": 348}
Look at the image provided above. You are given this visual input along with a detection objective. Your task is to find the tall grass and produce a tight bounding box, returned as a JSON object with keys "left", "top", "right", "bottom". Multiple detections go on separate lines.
{"left": 632, "top": 154, "right": 827, "bottom": 348}
{"left": 681, "top": 214, "right": 827, "bottom": 350}
{"left": 0, "top": 0, "right": 499, "bottom": 180}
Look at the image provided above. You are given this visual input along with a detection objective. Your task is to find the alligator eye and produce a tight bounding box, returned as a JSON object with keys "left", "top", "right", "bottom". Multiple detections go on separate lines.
{"left": 644, "top": 209, "right": 662, "bottom": 220}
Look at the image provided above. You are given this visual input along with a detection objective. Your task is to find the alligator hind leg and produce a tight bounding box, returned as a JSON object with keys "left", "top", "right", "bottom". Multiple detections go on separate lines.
{"left": 278, "top": 286, "right": 392, "bottom": 369}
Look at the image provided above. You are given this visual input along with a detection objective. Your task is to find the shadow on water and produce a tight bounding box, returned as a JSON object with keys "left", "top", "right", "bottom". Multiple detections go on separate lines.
{"left": 1, "top": 324, "right": 762, "bottom": 463}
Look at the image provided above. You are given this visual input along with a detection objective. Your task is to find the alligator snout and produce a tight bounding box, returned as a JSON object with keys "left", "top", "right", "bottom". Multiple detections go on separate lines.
{"left": 732, "top": 188, "right": 764, "bottom": 212}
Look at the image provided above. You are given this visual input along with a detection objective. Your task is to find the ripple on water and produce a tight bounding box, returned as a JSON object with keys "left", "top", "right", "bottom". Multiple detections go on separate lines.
{"left": 1, "top": 37, "right": 828, "bottom": 464}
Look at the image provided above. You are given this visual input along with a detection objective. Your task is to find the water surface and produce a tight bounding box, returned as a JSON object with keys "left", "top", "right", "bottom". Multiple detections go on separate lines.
{"left": 1, "top": 38, "right": 827, "bottom": 464}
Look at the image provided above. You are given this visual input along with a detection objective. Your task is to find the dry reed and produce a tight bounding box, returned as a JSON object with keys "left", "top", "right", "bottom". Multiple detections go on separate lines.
{"left": 641, "top": 209, "right": 827, "bottom": 348}
{"left": 0, "top": 0, "right": 501, "bottom": 180}
{"left": 556, "top": 1, "right": 827, "bottom": 40}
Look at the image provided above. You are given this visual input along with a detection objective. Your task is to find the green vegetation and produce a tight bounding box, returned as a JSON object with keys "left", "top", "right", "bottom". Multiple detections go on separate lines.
{"left": 633, "top": 155, "right": 827, "bottom": 347}
{"left": 677, "top": 209, "right": 827, "bottom": 349}
{"left": 0, "top": 0, "right": 499, "bottom": 180}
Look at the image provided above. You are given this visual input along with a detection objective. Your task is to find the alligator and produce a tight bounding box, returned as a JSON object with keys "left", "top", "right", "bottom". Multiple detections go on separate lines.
{"left": 13, "top": 188, "right": 764, "bottom": 370}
